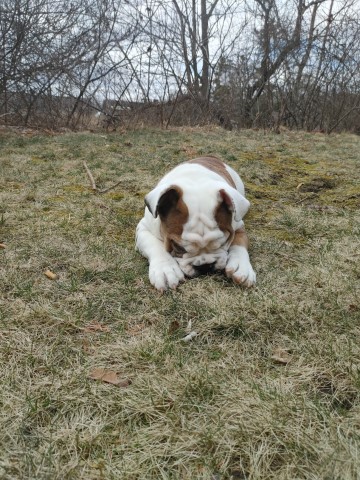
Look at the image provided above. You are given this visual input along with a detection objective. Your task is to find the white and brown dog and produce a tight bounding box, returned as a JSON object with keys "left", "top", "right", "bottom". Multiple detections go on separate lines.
{"left": 136, "top": 156, "right": 256, "bottom": 291}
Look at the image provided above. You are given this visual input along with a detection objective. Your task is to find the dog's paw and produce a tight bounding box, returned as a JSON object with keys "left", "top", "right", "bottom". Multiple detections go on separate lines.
{"left": 225, "top": 252, "right": 256, "bottom": 287}
{"left": 149, "top": 257, "right": 185, "bottom": 291}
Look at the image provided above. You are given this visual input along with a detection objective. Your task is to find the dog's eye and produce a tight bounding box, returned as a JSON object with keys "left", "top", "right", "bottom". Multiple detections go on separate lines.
{"left": 172, "top": 241, "right": 186, "bottom": 255}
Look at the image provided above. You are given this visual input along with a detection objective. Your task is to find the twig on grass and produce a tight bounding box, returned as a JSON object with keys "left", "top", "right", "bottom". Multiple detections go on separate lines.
{"left": 98, "top": 180, "right": 123, "bottom": 194}
{"left": 82, "top": 161, "right": 124, "bottom": 194}
{"left": 83, "top": 161, "right": 97, "bottom": 191}
{"left": 294, "top": 193, "right": 318, "bottom": 205}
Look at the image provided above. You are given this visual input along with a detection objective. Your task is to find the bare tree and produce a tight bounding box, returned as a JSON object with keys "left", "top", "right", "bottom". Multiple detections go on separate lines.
{"left": 1, "top": 0, "right": 360, "bottom": 131}
{"left": 0, "top": 0, "right": 140, "bottom": 128}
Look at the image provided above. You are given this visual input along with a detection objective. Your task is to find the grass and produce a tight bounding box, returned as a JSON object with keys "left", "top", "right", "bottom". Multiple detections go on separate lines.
{"left": 0, "top": 126, "right": 359, "bottom": 479}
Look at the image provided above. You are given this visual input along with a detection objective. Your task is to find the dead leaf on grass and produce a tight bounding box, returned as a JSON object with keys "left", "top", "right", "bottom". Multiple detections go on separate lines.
{"left": 89, "top": 368, "right": 131, "bottom": 388}
{"left": 271, "top": 347, "right": 292, "bottom": 365}
{"left": 44, "top": 269, "right": 58, "bottom": 280}
{"left": 82, "top": 322, "right": 111, "bottom": 333}
{"left": 82, "top": 338, "right": 90, "bottom": 352}
{"left": 168, "top": 320, "right": 180, "bottom": 334}
{"left": 0, "top": 243, "right": 6, "bottom": 249}
{"left": 348, "top": 304, "right": 359, "bottom": 312}
{"left": 127, "top": 323, "right": 147, "bottom": 336}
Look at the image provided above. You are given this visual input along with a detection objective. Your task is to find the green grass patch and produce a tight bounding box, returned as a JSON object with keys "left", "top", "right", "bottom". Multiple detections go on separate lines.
{"left": 0, "top": 127, "right": 359, "bottom": 479}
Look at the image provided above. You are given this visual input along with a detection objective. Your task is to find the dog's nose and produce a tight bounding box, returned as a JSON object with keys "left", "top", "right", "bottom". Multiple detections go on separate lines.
{"left": 193, "top": 262, "right": 216, "bottom": 275}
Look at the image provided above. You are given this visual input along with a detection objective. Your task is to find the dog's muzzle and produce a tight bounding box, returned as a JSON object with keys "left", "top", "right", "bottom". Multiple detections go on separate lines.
{"left": 193, "top": 262, "right": 216, "bottom": 275}
{"left": 176, "top": 250, "right": 228, "bottom": 278}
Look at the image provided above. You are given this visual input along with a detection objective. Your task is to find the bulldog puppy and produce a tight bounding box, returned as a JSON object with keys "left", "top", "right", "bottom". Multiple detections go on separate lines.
{"left": 136, "top": 156, "right": 256, "bottom": 291}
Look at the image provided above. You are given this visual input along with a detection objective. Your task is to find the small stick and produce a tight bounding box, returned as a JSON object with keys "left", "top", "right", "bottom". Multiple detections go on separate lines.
{"left": 83, "top": 161, "right": 97, "bottom": 191}
{"left": 83, "top": 161, "right": 124, "bottom": 195}
{"left": 99, "top": 180, "right": 123, "bottom": 194}
{"left": 294, "top": 193, "right": 318, "bottom": 205}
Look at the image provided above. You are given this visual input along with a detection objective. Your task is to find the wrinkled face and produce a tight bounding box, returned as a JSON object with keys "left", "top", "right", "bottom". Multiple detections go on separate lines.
{"left": 160, "top": 187, "right": 235, "bottom": 277}
{"left": 169, "top": 216, "right": 232, "bottom": 277}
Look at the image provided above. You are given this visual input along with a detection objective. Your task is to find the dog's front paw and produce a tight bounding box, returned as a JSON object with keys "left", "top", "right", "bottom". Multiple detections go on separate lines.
{"left": 225, "top": 249, "right": 256, "bottom": 287}
{"left": 149, "top": 257, "right": 185, "bottom": 291}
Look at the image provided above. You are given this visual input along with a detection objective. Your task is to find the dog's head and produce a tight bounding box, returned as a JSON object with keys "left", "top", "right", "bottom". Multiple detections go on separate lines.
{"left": 145, "top": 181, "right": 250, "bottom": 277}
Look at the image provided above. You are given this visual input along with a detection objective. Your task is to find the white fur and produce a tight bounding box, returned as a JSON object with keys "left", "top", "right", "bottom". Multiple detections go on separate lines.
{"left": 136, "top": 162, "right": 256, "bottom": 291}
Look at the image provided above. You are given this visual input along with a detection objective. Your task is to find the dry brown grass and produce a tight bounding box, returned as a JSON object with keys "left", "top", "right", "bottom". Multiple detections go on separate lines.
{"left": 0, "top": 127, "right": 359, "bottom": 479}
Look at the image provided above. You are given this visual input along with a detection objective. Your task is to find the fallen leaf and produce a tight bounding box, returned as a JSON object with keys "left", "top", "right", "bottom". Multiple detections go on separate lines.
{"left": 89, "top": 368, "right": 131, "bottom": 387}
{"left": 168, "top": 320, "right": 180, "bottom": 334}
{"left": 116, "top": 379, "right": 132, "bottom": 388}
{"left": 0, "top": 243, "right": 5, "bottom": 249}
{"left": 82, "top": 338, "right": 91, "bottom": 353}
{"left": 271, "top": 347, "right": 292, "bottom": 365}
{"left": 82, "top": 322, "right": 111, "bottom": 333}
{"left": 44, "top": 269, "right": 57, "bottom": 280}
{"left": 127, "top": 323, "right": 146, "bottom": 335}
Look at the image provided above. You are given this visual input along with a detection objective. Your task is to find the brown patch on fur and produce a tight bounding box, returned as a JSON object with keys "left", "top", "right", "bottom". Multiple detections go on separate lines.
{"left": 214, "top": 198, "right": 234, "bottom": 246}
{"left": 187, "top": 156, "right": 236, "bottom": 188}
{"left": 231, "top": 228, "right": 249, "bottom": 249}
{"left": 158, "top": 186, "right": 189, "bottom": 252}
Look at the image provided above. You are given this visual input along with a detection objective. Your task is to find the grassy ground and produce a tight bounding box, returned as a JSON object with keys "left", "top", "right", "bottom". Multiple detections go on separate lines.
{"left": 0, "top": 126, "right": 359, "bottom": 479}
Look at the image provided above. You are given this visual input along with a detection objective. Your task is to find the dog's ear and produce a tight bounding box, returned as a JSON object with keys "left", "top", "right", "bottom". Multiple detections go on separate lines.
{"left": 145, "top": 184, "right": 183, "bottom": 218}
{"left": 218, "top": 187, "right": 250, "bottom": 222}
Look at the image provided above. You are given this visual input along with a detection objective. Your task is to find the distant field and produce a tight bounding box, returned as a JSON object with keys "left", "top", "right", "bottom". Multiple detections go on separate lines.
{"left": 0, "top": 127, "right": 359, "bottom": 479}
